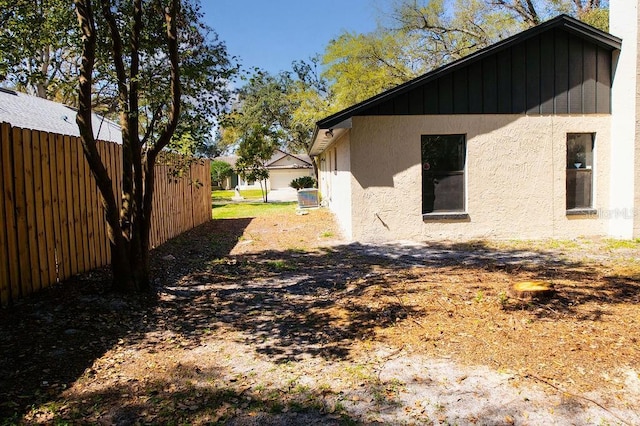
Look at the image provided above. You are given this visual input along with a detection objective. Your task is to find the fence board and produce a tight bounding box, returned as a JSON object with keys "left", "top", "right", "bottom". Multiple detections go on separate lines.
{"left": 40, "top": 132, "right": 56, "bottom": 286}
{"left": 0, "top": 125, "right": 9, "bottom": 305}
{"left": 76, "top": 137, "right": 91, "bottom": 271}
{"left": 69, "top": 137, "right": 85, "bottom": 274}
{"left": 2, "top": 125, "right": 20, "bottom": 301}
{"left": 25, "top": 129, "right": 43, "bottom": 292}
{"left": 62, "top": 135, "right": 77, "bottom": 277}
{"left": 49, "top": 133, "right": 62, "bottom": 284}
{"left": 14, "top": 127, "right": 33, "bottom": 296}
{"left": 31, "top": 131, "right": 50, "bottom": 289}
{"left": 57, "top": 134, "right": 71, "bottom": 281}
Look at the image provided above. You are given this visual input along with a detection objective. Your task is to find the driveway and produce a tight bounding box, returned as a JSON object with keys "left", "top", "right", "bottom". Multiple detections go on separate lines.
{"left": 267, "top": 187, "right": 298, "bottom": 202}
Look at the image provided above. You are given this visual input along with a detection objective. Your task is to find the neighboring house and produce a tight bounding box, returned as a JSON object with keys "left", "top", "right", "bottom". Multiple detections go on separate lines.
{"left": 216, "top": 149, "right": 314, "bottom": 191}
{"left": 0, "top": 87, "right": 122, "bottom": 143}
{"left": 310, "top": 14, "right": 635, "bottom": 242}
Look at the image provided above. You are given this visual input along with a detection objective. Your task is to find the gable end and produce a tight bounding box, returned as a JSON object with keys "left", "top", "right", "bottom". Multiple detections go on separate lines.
{"left": 362, "top": 28, "right": 614, "bottom": 116}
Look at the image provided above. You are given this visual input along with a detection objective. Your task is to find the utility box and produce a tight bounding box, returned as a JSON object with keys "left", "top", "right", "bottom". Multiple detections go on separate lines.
{"left": 297, "top": 188, "right": 319, "bottom": 208}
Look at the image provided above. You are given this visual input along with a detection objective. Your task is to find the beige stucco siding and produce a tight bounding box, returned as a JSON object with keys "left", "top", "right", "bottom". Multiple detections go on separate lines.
{"left": 318, "top": 133, "right": 353, "bottom": 238}
{"left": 349, "top": 115, "right": 611, "bottom": 242}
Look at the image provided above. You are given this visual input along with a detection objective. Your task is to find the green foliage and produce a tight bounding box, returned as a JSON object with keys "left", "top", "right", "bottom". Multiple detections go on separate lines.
{"left": 1, "top": 0, "right": 238, "bottom": 157}
{"left": 210, "top": 160, "right": 233, "bottom": 187}
{"left": 220, "top": 69, "right": 314, "bottom": 154}
{"left": 234, "top": 125, "right": 276, "bottom": 203}
{"left": 322, "top": 30, "right": 420, "bottom": 109}
{"left": 0, "top": 0, "right": 78, "bottom": 101}
{"left": 579, "top": 8, "right": 609, "bottom": 32}
{"left": 289, "top": 176, "right": 316, "bottom": 190}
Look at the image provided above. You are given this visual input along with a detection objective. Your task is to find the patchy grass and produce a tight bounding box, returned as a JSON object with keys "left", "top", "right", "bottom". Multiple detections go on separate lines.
{"left": 603, "top": 238, "right": 640, "bottom": 250}
{"left": 212, "top": 201, "right": 296, "bottom": 219}
{"left": 212, "top": 189, "right": 265, "bottom": 202}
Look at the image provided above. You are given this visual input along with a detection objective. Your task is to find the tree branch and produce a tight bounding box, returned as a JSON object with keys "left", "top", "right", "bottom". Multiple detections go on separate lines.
{"left": 100, "top": 0, "right": 134, "bottom": 238}
{"left": 148, "top": 0, "right": 181, "bottom": 161}
{"left": 74, "top": 0, "right": 121, "bottom": 248}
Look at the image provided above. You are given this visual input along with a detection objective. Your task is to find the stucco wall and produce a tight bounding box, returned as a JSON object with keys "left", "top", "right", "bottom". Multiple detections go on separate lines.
{"left": 318, "top": 133, "right": 353, "bottom": 238}
{"left": 349, "top": 115, "right": 611, "bottom": 242}
{"left": 610, "top": 0, "right": 638, "bottom": 238}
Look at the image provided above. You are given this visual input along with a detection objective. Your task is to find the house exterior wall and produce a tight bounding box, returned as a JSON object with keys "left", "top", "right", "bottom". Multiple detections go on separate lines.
{"left": 348, "top": 115, "right": 611, "bottom": 242}
{"left": 268, "top": 154, "right": 314, "bottom": 189}
{"left": 318, "top": 133, "right": 353, "bottom": 238}
{"left": 610, "top": 0, "right": 639, "bottom": 238}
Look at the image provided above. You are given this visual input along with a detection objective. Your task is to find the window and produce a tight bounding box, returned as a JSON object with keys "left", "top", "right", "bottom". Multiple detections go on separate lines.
{"left": 566, "top": 133, "right": 594, "bottom": 211}
{"left": 422, "top": 134, "right": 466, "bottom": 214}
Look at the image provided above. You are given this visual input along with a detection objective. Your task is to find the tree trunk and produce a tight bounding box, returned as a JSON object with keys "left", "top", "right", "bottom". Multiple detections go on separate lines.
{"left": 75, "top": 0, "right": 180, "bottom": 293}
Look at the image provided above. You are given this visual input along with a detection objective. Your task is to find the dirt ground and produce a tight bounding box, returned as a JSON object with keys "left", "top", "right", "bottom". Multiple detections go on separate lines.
{"left": 1, "top": 207, "right": 639, "bottom": 425}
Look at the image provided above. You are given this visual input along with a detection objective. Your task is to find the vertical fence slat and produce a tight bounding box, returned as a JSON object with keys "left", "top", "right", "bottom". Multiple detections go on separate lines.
{"left": 24, "top": 129, "right": 42, "bottom": 292}
{"left": 0, "top": 124, "right": 11, "bottom": 304}
{"left": 14, "top": 128, "right": 33, "bottom": 297}
{"left": 56, "top": 134, "right": 70, "bottom": 281}
{"left": 2, "top": 124, "right": 20, "bottom": 302}
{"left": 75, "top": 137, "right": 91, "bottom": 271}
{"left": 69, "top": 137, "right": 85, "bottom": 273}
{"left": 62, "top": 135, "right": 77, "bottom": 277}
{"left": 40, "top": 133, "right": 57, "bottom": 287}
{"left": 47, "top": 132, "right": 62, "bottom": 285}
{"left": 32, "top": 131, "right": 50, "bottom": 289}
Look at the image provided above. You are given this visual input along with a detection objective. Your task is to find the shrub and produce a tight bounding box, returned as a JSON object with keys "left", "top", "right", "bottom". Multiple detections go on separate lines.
{"left": 290, "top": 176, "right": 316, "bottom": 190}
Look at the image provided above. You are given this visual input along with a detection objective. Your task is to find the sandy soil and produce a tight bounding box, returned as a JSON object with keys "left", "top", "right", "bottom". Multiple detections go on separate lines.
{"left": 1, "top": 207, "right": 639, "bottom": 425}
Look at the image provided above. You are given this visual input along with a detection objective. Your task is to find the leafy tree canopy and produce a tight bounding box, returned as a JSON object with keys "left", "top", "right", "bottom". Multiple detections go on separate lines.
{"left": 219, "top": 69, "right": 313, "bottom": 155}
{"left": 0, "top": 0, "right": 79, "bottom": 102}
{"left": 1, "top": 0, "right": 237, "bottom": 157}
{"left": 210, "top": 160, "right": 233, "bottom": 186}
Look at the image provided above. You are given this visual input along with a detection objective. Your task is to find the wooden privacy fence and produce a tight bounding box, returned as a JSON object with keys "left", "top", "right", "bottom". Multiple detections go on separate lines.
{"left": 0, "top": 122, "right": 211, "bottom": 306}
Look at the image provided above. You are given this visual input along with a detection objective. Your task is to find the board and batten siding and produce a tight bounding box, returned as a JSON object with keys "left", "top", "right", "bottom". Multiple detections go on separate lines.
{"left": 361, "top": 29, "right": 613, "bottom": 117}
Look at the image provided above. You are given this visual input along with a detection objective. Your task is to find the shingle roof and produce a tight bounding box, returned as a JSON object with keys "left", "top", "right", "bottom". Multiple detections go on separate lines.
{"left": 0, "top": 88, "right": 122, "bottom": 143}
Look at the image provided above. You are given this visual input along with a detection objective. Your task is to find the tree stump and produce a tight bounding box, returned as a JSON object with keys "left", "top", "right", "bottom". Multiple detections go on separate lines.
{"left": 509, "top": 280, "right": 555, "bottom": 300}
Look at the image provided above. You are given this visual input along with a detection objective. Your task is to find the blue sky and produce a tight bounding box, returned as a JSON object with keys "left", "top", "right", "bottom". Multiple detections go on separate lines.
{"left": 202, "top": 1, "right": 382, "bottom": 75}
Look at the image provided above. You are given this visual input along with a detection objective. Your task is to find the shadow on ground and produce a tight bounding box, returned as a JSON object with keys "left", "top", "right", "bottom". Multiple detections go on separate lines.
{"left": 1, "top": 219, "right": 639, "bottom": 423}
{"left": 0, "top": 218, "right": 251, "bottom": 421}
{"left": 148, "top": 238, "right": 640, "bottom": 362}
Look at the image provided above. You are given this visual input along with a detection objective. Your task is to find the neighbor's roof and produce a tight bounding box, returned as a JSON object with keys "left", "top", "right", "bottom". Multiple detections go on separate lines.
{"left": 309, "top": 14, "right": 622, "bottom": 156}
{"left": 216, "top": 149, "right": 312, "bottom": 169}
{"left": 0, "top": 88, "right": 122, "bottom": 143}
{"left": 264, "top": 149, "right": 312, "bottom": 168}
{"left": 214, "top": 155, "right": 238, "bottom": 167}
